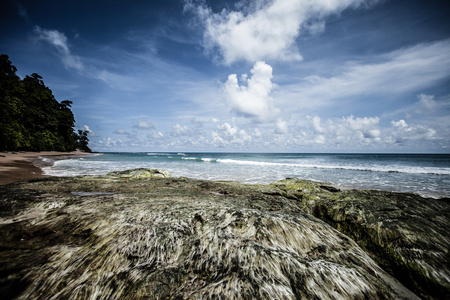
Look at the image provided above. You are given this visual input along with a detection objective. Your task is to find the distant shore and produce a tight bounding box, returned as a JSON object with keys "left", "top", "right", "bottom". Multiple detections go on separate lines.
{"left": 0, "top": 151, "right": 89, "bottom": 185}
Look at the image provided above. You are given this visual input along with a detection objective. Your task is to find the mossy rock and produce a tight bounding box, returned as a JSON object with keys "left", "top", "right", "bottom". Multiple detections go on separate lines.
{"left": 274, "top": 178, "right": 450, "bottom": 300}
{"left": 0, "top": 171, "right": 420, "bottom": 299}
{"left": 106, "top": 168, "right": 171, "bottom": 179}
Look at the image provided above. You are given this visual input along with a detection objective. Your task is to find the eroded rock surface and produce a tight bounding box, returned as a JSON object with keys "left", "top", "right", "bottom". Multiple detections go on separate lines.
{"left": 272, "top": 178, "right": 450, "bottom": 300}
{"left": 0, "top": 169, "right": 435, "bottom": 299}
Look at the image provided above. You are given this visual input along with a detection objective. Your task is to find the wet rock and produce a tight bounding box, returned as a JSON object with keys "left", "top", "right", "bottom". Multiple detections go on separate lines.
{"left": 273, "top": 178, "right": 450, "bottom": 300}
{"left": 106, "top": 168, "right": 171, "bottom": 179}
{"left": 0, "top": 171, "right": 421, "bottom": 299}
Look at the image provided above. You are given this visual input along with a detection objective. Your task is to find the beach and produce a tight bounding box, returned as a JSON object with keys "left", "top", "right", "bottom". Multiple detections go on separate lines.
{"left": 0, "top": 151, "right": 88, "bottom": 185}
{"left": 1, "top": 153, "right": 449, "bottom": 298}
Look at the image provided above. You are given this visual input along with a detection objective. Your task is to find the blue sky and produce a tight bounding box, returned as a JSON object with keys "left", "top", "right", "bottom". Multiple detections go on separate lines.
{"left": 1, "top": 0, "right": 450, "bottom": 153}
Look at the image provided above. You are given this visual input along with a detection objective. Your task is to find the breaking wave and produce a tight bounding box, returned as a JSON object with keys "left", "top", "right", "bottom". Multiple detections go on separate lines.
{"left": 214, "top": 158, "right": 450, "bottom": 176}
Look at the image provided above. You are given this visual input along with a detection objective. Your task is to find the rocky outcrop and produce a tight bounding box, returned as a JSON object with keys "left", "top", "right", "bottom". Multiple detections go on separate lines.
{"left": 0, "top": 169, "right": 443, "bottom": 299}
{"left": 272, "top": 178, "right": 450, "bottom": 300}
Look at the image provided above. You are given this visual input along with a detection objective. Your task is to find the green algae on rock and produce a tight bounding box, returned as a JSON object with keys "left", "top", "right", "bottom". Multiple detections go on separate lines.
{"left": 0, "top": 169, "right": 434, "bottom": 299}
{"left": 272, "top": 178, "right": 450, "bottom": 300}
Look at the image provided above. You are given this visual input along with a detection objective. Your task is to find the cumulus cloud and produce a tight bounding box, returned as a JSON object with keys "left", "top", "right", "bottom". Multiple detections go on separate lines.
{"left": 287, "top": 114, "right": 444, "bottom": 150}
{"left": 224, "top": 61, "right": 279, "bottom": 122}
{"left": 186, "top": 0, "right": 373, "bottom": 64}
{"left": 81, "top": 125, "right": 92, "bottom": 132}
{"left": 390, "top": 119, "right": 436, "bottom": 142}
{"left": 34, "top": 26, "right": 84, "bottom": 71}
{"left": 218, "top": 122, "right": 238, "bottom": 136}
{"left": 209, "top": 122, "right": 254, "bottom": 146}
{"left": 311, "top": 116, "right": 324, "bottom": 133}
{"left": 299, "top": 115, "right": 382, "bottom": 147}
{"left": 95, "top": 113, "right": 446, "bottom": 151}
{"left": 172, "top": 123, "right": 191, "bottom": 136}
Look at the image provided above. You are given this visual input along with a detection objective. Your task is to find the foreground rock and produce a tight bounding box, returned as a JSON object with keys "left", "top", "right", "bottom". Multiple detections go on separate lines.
{"left": 0, "top": 169, "right": 439, "bottom": 299}
{"left": 272, "top": 178, "right": 450, "bottom": 299}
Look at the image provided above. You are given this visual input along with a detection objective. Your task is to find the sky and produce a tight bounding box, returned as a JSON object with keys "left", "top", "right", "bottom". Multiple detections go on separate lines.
{"left": 1, "top": 0, "right": 450, "bottom": 153}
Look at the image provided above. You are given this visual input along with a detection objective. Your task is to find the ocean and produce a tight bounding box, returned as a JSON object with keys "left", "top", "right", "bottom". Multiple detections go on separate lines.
{"left": 41, "top": 152, "right": 450, "bottom": 198}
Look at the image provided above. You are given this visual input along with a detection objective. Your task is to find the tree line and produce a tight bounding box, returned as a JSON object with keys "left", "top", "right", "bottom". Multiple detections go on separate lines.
{"left": 0, "top": 54, "right": 90, "bottom": 152}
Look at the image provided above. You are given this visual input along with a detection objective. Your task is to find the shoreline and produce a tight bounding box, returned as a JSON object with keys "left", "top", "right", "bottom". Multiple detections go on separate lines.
{"left": 1, "top": 151, "right": 448, "bottom": 199}
{"left": 0, "top": 151, "right": 89, "bottom": 185}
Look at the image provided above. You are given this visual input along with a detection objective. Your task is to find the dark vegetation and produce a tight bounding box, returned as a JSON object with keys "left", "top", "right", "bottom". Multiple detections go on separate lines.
{"left": 0, "top": 54, "right": 90, "bottom": 152}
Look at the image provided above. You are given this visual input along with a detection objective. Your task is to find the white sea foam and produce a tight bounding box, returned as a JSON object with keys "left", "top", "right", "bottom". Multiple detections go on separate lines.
{"left": 182, "top": 157, "right": 217, "bottom": 163}
{"left": 182, "top": 157, "right": 199, "bottom": 161}
{"left": 215, "top": 158, "right": 450, "bottom": 175}
{"left": 202, "top": 158, "right": 217, "bottom": 163}
{"left": 40, "top": 153, "right": 450, "bottom": 198}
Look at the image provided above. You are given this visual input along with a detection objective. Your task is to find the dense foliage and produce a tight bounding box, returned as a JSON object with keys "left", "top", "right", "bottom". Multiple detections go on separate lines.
{"left": 0, "top": 54, "right": 90, "bottom": 152}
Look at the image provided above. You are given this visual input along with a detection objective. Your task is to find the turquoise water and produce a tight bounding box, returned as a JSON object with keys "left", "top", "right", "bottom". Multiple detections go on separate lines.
{"left": 42, "top": 152, "right": 450, "bottom": 198}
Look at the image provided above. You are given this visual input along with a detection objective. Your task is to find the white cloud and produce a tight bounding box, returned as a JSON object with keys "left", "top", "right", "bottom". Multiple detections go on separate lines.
{"left": 113, "top": 128, "right": 136, "bottom": 140}
{"left": 417, "top": 94, "right": 437, "bottom": 114}
{"left": 279, "top": 40, "right": 450, "bottom": 112}
{"left": 34, "top": 26, "right": 84, "bottom": 71}
{"left": 275, "top": 119, "right": 289, "bottom": 134}
{"left": 186, "top": 0, "right": 373, "bottom": 64}
{"left": 211, "top": 131, "right": 226, "bottom": 147}
{"left": 210, "top": 122, "right": 254, "bottom": 146}
{"left": 134, "top": 121, "right": 154, "bottom": 129}
{"left": 218, "top": 122, "right": 238, "bottom": 136}
{"left": 148, "top": 130, "right": 164, "bottom": 139}
{"left": 172, "top": 123, "right": 191, "bottom": 136}
{"left": 114, "top": 128, "right": 127, "bottom": 134}
{"left": 92, "top": 111, "right": 447, "bottom": 151}
{"left": 315, "top": 135, "right": 326, "bottom": 144}
{"left": 311, "top": 116, "right": 324, "bottom": 133}
{"left": 345, "top": 115, "right": 379, "bottom": 131}
{"left": 298, "top": 115, "right": 382, "bottom": 147}
{"left": 81, "top": 125, "right": 92, "bottom": 132}
{"left": 94, "top": 137, "right": 124, "bottom": 150}
{"left": 224, "top": 61, "right": 280, "bottom": 122}
{"left": 390, "top": 119, "right": 436, "bottom": 142}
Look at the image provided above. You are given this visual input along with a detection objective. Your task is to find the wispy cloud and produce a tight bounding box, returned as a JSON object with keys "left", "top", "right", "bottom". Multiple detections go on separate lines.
{"left": 185, "top": 0, "right": 377, "bottom": 64}
{"left": 34, "top": 26, "right": 84, "bottom": 71}
{"left": 277, "top": 39, "right": 450, "bottom": 112}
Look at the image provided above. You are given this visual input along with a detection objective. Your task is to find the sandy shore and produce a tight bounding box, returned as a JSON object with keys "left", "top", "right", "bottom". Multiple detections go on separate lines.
{"left": 0, "top": 151, "right": 89, "bottom": 185}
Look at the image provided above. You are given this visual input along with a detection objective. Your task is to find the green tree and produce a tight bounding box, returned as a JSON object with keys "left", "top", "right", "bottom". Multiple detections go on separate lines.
{"left": 0, "top": 54, "right": 29, "bottom": 149}
{"left": 0, "top": 54, "right": 90, "bottom": 152}
{"left": 76, "top": 129, "right": 91, "bottom": 152}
